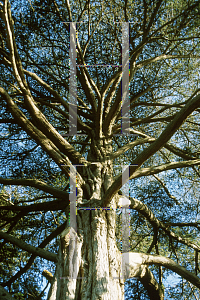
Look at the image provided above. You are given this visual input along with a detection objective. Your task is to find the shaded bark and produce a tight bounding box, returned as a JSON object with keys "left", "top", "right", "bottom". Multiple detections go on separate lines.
{"left": 0, "top": 286, "right": 14, "bottom": 300}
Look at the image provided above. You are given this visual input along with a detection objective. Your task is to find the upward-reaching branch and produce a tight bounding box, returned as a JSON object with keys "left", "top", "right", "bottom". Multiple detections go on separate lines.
{"left": 0, "top": 87, "right": 86, "bottom": 174}
{"left": 102, "top": 93, "right": 200, "bottom": 206}
{"left": 2, "top": 1, "right": 88, "bottom": 167}
{"left": 129, "top": 196, "right": 200, "bottom": 252}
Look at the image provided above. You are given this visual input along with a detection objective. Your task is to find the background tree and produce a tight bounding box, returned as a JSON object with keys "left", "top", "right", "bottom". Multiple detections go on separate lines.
{"left": 0, "top": 0, "right": 200, "bottom": 299}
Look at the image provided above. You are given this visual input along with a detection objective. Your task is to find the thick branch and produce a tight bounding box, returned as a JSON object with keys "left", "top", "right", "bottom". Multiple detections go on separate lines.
{"left": 3, "top": 0, "right": 28, "bottom": 93}
{"left": 110, "top": 137, "right": 154, "bottom": 160}
{"left": 2, "top": 221, "right": 67, "bottom": 288}
{"left": 0, "top": 178, "right": 69, "bottom": 200}
{"left": 124, "top": 252, "right": 200, "bottom": 289}
{"left": 139, "top": 266, "right": 164, "bottom": 300}
{"left": 0, "top": 231, "right": 58, "bottom": 262}
{"left": 1, "top": 14, "right": 90, "bottom": 158}
{"left": 102, "top": 93, "right": 200, "bottom": 206}
{"left": 136, "top": 54, "right": 200, "bottom": 69}
{"left": 111, "top": 135, "right": 196, "bottom": 161}
{"left": 130, "top": 159, "right": 200, "bottom": 180}
{"left": 22, "top": 93, "right": 87, "bottom": 166}
{"left": 129, "top": 196, "right": 200, "bottom": 252}
{"left": 122, "top": 251, "right": 163, "bottom": 299}
{"left": 0, "top": 199, "right": 68, "bottom": 212}
{"left": 0, "top": 86, "right": 85, "bottom": 180}
{"left": 23, "top": 69, "right": 91, "bottom": 133}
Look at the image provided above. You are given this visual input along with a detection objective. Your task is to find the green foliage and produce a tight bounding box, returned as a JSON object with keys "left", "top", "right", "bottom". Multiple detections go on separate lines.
{"left": 0, "top": 0, "right": 200, "bottom": 299}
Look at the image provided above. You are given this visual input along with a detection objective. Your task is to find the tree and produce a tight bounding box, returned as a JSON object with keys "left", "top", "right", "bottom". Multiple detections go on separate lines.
{"left": 0, "top": 0, "right": 200, "bottom": 299}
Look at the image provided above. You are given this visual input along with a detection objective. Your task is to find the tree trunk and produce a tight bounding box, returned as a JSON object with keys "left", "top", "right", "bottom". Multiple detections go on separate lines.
{"left": 47, "top": 138, "right": 125, "bottom": 299}
{"left": 47, "top": 208, "right": 125, "bottom": 300}
{"left": 0, "top": 286, "right": 14, "bottom": 300}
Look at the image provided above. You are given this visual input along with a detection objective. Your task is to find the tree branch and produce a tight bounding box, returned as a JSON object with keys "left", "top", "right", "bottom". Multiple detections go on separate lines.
{"left": 0, "top": 199, "right": 68, "bottom": 212}
{"left": 3, "top": 0, "right": 28, "bottom": 93}
{"left": 0, "top": 231, "right": 58, "bottom": 262}
{"left": 102, "top": 93, "right": 200, "bottom": 206}
{"left": 1, "top": 221, "right": 67, "bottom": 288}
{"left": 138, "top": 266, "right": 164, "bottom": 300}
{"left": 153, "top": 174, "right": 180, "bottom": 204}
{"left": 123, "top": 252, "right": 200, "bottom": 289}
{"left": 23, "top": 69, "right": 91, "bottom": 133}
{"left": 129, "top": 196, "right": 200, "bottom": 252}
{"left": 130, "top": 159, "right": 200, "bottom": 180}
{"left": 0, "top": 86, "right": 86, "bottom": 179}
{"left": 0, "top": 178, "right": 69, "bottom": 200}
{"left": 2, "top": 5, "right": 90, "bottom": 143}
{"left": 111, "top": 133, "right": 197, "bottom": 161}
{"left": 136, "top": 54, "right": 200, "bottom": 69}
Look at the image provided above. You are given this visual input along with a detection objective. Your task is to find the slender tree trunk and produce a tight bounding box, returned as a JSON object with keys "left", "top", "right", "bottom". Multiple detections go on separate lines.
{"left": 47, "top": 138, "right": 125, "bottom": 299}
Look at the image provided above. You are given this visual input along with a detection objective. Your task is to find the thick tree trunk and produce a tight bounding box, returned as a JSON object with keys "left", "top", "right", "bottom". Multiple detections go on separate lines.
{"left": 47, "top": 204, "right": 125, "bottom": 299}
{"left": 0, "top": 286, "right": 14, "bottom": 300}
{"left": 46, "top": 137, "right": 166, "bottom": 299}
{"left": 47, "top": 138, "right": 125, "bottom": 299}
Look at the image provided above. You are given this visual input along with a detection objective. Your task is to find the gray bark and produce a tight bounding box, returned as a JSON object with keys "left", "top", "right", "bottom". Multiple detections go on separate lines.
{"left": 0, "top": 286, "right": 14, "bottom": 300}
{"left": 47, "top": 140, "right": 125, "bottom": 299}
{"left": 46, "top": 138, "right": 165, "bottom": 299}
{"left": 47, "top": 211, "right": 125, "bottom": 300}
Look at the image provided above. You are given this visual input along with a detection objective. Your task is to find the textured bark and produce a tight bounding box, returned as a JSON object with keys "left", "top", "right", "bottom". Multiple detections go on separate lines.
{"left": 47, "top": 138, "right": 126, "bottom": 299}
{"left": 0, "top": 286, "right": 14, "bottom": 300}
{"left": 123, "top": 252, "right": 200, "bottom": 290}
{"left": 1, "top": 1, "right": 200, "bottom": 299}
{"left": 46, "top": 138, "right": 164, "bottom": 299}
{"left": 139, "top": 267, "right": 164, "bottom": 300}
{"left": 47, "top": 211, "right": 125, "bottom": 300}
